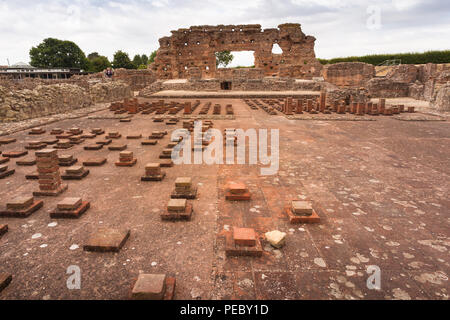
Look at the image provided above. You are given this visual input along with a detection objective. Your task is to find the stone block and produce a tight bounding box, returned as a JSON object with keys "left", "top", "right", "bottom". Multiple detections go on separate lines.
{"left": 83, "top": 228, "right": 130, "bottom": 252}
{"left": 291, "top": 200, "right": 313, "bottom": 216}
{"left": 82, "top": 158, "right": 107, "bottom": 166}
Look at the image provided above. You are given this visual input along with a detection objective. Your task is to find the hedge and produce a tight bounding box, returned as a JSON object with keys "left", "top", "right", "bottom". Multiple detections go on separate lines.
{"left": 318, "top": 50, "right": 450, "bottom": 65}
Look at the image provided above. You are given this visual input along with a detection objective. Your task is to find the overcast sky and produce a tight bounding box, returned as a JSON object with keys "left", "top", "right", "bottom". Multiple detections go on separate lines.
{"left": 0, "top": 0, "right": 449, "bottom": 67}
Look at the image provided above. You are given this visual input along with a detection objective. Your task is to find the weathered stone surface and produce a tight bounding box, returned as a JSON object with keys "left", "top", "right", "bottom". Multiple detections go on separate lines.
{"left": 265, "top": 230, "right": 287, "bottom": 248}
{"left": 131, "top": 274, "right": 166, "bottom": 300}
{"left": 292, "top": 200, "right": 313, "bottom": 215}
{"left": 57, "top": 197, "right": 82, "bottom": 210}
{"left": 6, "top": 196, "right": 34, "bottom": 210}
{"left": 150, "top": 23, "right": 322, "bottom": 79}
{"left": 366, "top": 78, "right": 410, "bottom": 98}
{"left": 432, "top": 83, "right": 450, "bottom": 111}
{"left": 386, "top": 64, "right": 419, "bottom": 83}
{"left": 0, "top": 81, "right": 132, "bottom": 123}
{"left": 83, "top": 228, "right": 130, "bottom": 252}
{"left": 167, "top": 198, "right": 187, "bottom": 212}
{"left": 322, "top": 62, "right": 375, "bottom": 87}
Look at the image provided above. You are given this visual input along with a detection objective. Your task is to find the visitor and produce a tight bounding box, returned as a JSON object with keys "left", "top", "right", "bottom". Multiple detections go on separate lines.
{"left": 105, "top": 67, "right": 114, "bottom": 79}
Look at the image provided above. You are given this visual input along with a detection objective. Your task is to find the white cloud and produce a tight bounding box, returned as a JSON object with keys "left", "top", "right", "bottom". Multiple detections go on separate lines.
{"left": 0, "top": 0, "right": 448, "bottom": 66}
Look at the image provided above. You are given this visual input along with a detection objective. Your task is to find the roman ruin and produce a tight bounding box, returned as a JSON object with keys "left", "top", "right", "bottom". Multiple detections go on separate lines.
{"left": 0, "top": 22, "right": 449, "bottom": 302}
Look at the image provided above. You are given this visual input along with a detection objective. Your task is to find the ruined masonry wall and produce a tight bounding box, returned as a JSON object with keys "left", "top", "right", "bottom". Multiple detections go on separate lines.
{"left": 0, "top": 81, "right": 132, "bottom": 122}
{"left": 151, "top": 23, "right": 323, "bottom": 80}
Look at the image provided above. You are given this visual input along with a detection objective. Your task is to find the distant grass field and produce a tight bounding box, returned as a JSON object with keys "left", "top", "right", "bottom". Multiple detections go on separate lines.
{"left": 318, "top": 50, "right": 450, "bottom": 65}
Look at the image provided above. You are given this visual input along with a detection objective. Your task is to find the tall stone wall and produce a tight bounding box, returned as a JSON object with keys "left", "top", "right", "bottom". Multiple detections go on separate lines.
{"left": 150, "top": 23, "right": 322, "bottom": 80}
{"left": 0, "top": 81, "right": 131, "bottom": 122}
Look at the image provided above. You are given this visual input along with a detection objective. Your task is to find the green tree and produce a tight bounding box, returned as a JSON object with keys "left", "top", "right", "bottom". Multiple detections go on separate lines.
{"left": 215, "top": 51, "right": 234, "bottom": 67}
{"left": 149, "top": 50, "right": 157, "bottom": 64}
{"left": 132, "top": 55, "right": 142, "bottom": 69}
{"left": 112, "top": 50, "right": 134, "bottom": 69}
{"left": 137, "top": 64, "right": 148, "bottom": 70}
{"left": 141, "top": 54, "right": 149, "bottom": 65}
{"left": 88, "top": 56, "right": 111, "bottom": 73}
{"left": 87, "top": 52, "right": 100, "bottom": 60}
{"left": 29, "top": 38, "right": 88, "bottom": 69}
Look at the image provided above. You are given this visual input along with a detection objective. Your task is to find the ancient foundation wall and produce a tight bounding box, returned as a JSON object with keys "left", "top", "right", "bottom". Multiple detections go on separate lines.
{"left": 366, "top": 78, "right": 410, "bottom": 98}
{"left": 139, "top": 78, "right": 325, "bottom": 97}
{"left": 432, "top": 83, "right": 450, "bottom": 111}
{"left": 150, "top": 23, "right": 323, "bottom": 79}
{"left": 0, "top": 81, "right": 132, "bottom": 122}
{"left": 112, "top": 68, "right": 157, "bottom": 91}
{"left": 322, "top": 62, "right": 375, "bottom": 87}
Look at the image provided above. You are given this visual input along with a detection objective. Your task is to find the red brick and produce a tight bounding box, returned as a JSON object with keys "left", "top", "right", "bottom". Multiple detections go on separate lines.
{"left": 233, "top": 227, "right": 256, "bottom": 247}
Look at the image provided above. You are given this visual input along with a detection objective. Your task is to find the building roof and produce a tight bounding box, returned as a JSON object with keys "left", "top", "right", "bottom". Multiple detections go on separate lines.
{"left": 10, "top": 62, "right": 35, "bottom": 69}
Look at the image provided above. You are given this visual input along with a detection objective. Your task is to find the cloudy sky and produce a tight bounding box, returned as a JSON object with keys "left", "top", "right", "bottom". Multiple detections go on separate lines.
{"left": 0, "top": 0, "right": 449, "bottom": 67}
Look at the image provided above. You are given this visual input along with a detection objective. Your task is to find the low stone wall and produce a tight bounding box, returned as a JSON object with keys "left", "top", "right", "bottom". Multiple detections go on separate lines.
{"left": 366, "top": 78, "right": 410, "bottom": 98}
{"left": 322, "top": 62, "right": 375, "bottom": 87}
{"left": 113, "top": 68, "right": 156, "bottom": 91}
{"left": 0, "top": 81, "right": 131, "bottom": 122}
{"left": 139, "top": 77, "right": 325, "bottom": 97}
{"left": 432, "top": 83, "right": 450, "bottom": 111}
{"left": 385, "top": 65, "right": 419, "bottom": 83}
{"left": 90, "top": 81, "right": 132, "bottom": 103}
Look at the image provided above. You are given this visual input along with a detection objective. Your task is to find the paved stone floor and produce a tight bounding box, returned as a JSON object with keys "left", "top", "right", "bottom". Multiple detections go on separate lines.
{"left": 0, "top": 98, "right": 448, "bottom": 300}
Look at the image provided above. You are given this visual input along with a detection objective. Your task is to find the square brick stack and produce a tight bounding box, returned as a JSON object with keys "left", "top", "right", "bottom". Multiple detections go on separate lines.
{"left": 141, "top": 162, "right": 165, "bottom": 181}
{"left": 131, "top": 274, "right": 175, "bottom": 300}
{"left": 61, "top": 165, "right": 90, "bottom": 180}
{"left": 91, "top": 128, "right": 105, "bottom": 135}
{"left": 50, "top": 197, "right": 90, "bottom": 218}
{"left": 58, "top": 154, "right": 77, "bottom": 166}
{"left": 0, "top": 163, "right": 15, "bottom": 179}
{"left": 55, "top": 139, "right": 72, "bottom": 149}
{"left": 29, "top": 127, "right": 46, "bottom": 135}
{"left": 69, "top": 127, "right": 83, "bottom": 135}
{"left": 171, "top": 177, "right": 197, "bottom": 199}
{"left": 285, "top": 200, "right": 320, "bottom": 224}
{"left": 0, "top": 195, "right": 43, "bottom": 217}
{"left": 225, "top": 227, "right": 262, "bottom": 257}
{"left": 115, "top": 151, "right": 137, "bottom": 167}
{"left": 225, "top": 182, "right": 251, "bottom": 201}
{"left": 50, "top": 128, "right": 64, "bottom": 135}
{"left": 33, "top": 149, "right": 67, "bottom": 196}
{"left": 161, "top": 198, "right": 193, "bottom": 221}
{"left": 106, "top": 131, "right": 121, "bottom": 139}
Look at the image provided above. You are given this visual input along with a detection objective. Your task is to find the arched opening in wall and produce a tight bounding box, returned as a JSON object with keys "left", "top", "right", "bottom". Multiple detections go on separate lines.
{"left": 216, "top": 51, "right": 255, "bottom": 69}
{"left": 272, "top": 43, "right": 283, "bottom": 54}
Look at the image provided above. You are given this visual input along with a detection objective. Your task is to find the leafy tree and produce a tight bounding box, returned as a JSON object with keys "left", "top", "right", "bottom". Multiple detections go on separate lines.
{"left": 112, "top": 50, "right": 135, "bottom": 69}
{"left": 137, "top": 64, "right": 148, "bottom": 70}
{"left": 149, "top": 50, "right": 157, "bottom": 64}
{"left": 132, "top": 54, "right": 143, "bottom": 68}
{"left": 29, "top": 38, "right": 89, "bottom": 69}
{"left": 87, "top": 52, "right": 100, "bottom": 60}
{"left": 141, "top": 54, "right": 149, "bottom": 65}
{"left": 215, "top": 51, "right": 234, "bottom": 67}
{"left": 88, "top": 56, "right": 111, "bottom": 73}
